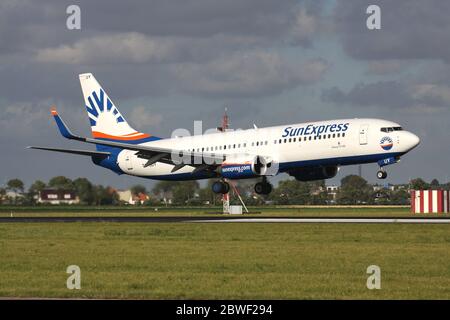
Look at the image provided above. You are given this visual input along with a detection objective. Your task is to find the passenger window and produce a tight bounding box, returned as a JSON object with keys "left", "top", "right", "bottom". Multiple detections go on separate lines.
{"left": 284, "top": 139, "right": 287, "bottom": 143}
{"left": 309, "top": 136, "right": 312, "bottom": 141}
{"left": 332, "top": 134, "right": 335, "bottom": 138}
{"left": 274, "top": 140, "right": 277, "bottom": 144}
{"left": 293, "top": 138, "right": 296, "bottom": 142}
{"left": 342, "top": 133, "right": 345, "bottom": 137}
{"left": 289, "top": 138, "right": 292, "bottom": 143}
{"left": 337, "top": 133, "right": 340, "bottom": 138}
{"left": 279, "top": 139, "right": 282, "bottom": 144}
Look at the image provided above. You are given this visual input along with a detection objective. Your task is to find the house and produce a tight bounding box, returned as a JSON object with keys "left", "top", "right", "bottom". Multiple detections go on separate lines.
{"left": 1, "top": 191, "right": 25, "bottom": 204}
{"left": 38, "top": 189, "right": 79, "bottom": 204}
{"left": 372, "top": 184, "right": 397, "bottom": 192}
{"left": 325, "top": 185, "right": 339, "bottom": 200}
{"left": 117, "top": 190, "right": 150, "bottom": 205}
{"left": 117, "top": 190, "right": 133, "bottom": 204}
{"left": 133, "top": 192, "right": 150, "bottom": 205}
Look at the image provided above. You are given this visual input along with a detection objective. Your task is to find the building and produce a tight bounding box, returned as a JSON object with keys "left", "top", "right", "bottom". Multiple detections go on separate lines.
{"left": 325, "top": 185, "right": 339, "bottom": 200}
{"left": 117, "top": 190, "right": 150, "bottom": 205}
{"left": 117, "top": 190, "right": 133, "bottom": 204}
{"left": 1, "top": 191, "right": 25, "bottom": 204}
{"left": 38, "top": 189, "right": 79, "bottom": 205}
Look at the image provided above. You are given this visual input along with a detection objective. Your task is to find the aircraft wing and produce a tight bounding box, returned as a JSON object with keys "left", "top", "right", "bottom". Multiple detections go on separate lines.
{"left": 27, "top": 146, "right": 110, "bottom": 157}
{"left": 47, "top": 109, "right": 224, "bottom": 171}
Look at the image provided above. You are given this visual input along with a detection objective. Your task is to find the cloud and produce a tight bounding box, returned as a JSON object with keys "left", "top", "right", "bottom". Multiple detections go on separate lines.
{"left": 333, "top": 0, "right": 450, "bottom": 62}
{"left": 364, "top": 60, "right": 413, "bottom": 75}
{"left": 128, "top": 106, "right": 164, "bottom": 131}
{"left": 173, "top": 53, "right": 329, "bottom": 98}
{"left": 81, "top": 0, "right": 320, "bottom": 44}
{"left": 3, "top": 0, "right": 449, "bottom": 186}
{"left": 35, "top": 33, "right": 269, "bottom": 65}
{"left": 36, "top": 36, "right": 330, "bottom": 98}
{"left": 322, "top": 80, "right": 450, "bottom": 112}
{"left": 36, "top": 33, "right": 175, "bottom": 64}
{"left": 0, "top": 101, "right": 57, "bottom": 142}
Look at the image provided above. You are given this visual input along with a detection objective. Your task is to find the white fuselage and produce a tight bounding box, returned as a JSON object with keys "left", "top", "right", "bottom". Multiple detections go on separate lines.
{"left": 116, "top": 118, "right": 420, "bottom": 180}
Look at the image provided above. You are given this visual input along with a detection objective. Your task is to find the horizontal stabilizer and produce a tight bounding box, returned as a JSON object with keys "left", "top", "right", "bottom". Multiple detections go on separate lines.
{"left": 27, "top": 146, "right": 110, "bottom": 157}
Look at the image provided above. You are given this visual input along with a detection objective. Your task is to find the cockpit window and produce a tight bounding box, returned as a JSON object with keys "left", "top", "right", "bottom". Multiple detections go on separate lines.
{"left": 381, "top": 126, "right": 403, "bottom": 132}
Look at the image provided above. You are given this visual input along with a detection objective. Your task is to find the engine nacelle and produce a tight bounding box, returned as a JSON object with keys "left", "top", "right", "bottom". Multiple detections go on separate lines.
{"left": 220, "top": 155, "right": 275, "bottom": 179}
{"left": 289, "top": 166, "right": 338, "bottom": 181}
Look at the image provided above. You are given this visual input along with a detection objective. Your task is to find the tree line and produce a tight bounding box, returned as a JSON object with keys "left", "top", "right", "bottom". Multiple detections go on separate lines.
{"left": 0, "top": 175, "right": 447, "bottom": 206}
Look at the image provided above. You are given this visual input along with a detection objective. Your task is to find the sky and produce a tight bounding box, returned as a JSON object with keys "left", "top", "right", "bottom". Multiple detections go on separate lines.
{"left": 1, "top": 0, "right": 450, "bottom": 190}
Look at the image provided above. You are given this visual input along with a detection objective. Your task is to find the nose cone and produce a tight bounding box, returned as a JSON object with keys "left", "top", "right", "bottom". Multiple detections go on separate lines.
{"left": 406, "top": 132, "right": 420, "bottom": 150}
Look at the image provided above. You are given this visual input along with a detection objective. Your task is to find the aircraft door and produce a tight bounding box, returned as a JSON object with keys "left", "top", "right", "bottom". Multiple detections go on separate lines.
{"left": 359, "top": 124, "right": 369, "bottom": 145}
{"left": 124, "top": 151, "right": 134, "bottom": 171}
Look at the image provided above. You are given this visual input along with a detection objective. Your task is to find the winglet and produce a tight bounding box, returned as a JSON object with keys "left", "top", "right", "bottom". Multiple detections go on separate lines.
{"left": 50, "top": 105, "right": 58, "bottom": 116}
{"left": 50, "top": 107, "right": 80, "bottom": 140}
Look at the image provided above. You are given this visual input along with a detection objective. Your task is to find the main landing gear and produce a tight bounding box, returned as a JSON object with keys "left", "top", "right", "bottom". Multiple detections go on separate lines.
{"left": 376, "top": 169, "right": 387, "bottom": 179}
{"left": 211, "top": 177, "right": 273, "bottom": 195}
{"left": 254, "top": 177, "right": 272, "bottom": 195}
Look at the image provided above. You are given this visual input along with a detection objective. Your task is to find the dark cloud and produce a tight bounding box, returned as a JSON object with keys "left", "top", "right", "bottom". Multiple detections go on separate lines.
{"left": 173, "top": 55, "right": 329, "bottom": 98}
{"left": 81, "top": 0, "right": 320, "bottom": 44}
{"left": 0, "top": 0, "right": 327, "bottom": 105}
{"left": 322, "top": 81, "right": 412, "bottom": 109}
{"left": 322, "top": 80, "right": 450, "bottom": 112}
{"left": 334, "top": 0, "right": 450, "bottom": 62}
{"left": 1, "top": 0, "right": 323, "bottom": 58}
{"left": 1, "top": 0, "right": 448, "bottom": 187}
{"left": 364, "top": 60, "right": 414, "bottom": 75}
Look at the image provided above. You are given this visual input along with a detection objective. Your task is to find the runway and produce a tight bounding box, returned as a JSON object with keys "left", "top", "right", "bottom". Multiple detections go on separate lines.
{"left": 0, "top": 216, "right": 449, "bottom": 224}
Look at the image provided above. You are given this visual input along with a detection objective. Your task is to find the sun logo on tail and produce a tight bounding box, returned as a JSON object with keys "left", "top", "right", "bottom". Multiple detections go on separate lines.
{"left": 85, "top": 89, "right": 124, "bottom": 127}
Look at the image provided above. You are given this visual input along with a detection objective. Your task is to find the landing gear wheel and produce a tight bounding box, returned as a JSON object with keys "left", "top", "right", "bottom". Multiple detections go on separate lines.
{"left": 212, "top": 181, "right": 230, "bottom": 194}
{"left": 377, "top": 170, "right": 387, "bottom": 179}
{"left": 254, "top": 182, "right": 273, "bottom": 195}
{"left": 222, "top": 181, "right": 230, "bottom": 193}
{"left": 254, "top": 182, "right": 264, "bottom": 194}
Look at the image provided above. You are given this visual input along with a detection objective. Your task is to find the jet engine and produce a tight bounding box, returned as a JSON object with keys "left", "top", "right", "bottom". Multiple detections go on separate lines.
{"left": 220, "top": 155, "right": 276, "bottom": 179}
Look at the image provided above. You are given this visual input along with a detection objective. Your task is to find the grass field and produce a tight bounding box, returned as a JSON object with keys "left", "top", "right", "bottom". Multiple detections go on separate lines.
{"left": 0, "top": 207, "right": 449, "bottom": 299}
{"left": 0, "top": 205, "right": 413, "bottom": 217}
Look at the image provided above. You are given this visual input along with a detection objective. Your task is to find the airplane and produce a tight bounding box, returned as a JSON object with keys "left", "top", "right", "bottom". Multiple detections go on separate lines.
{"left": 29, "top": 73, "right": 420, "bottom": 195}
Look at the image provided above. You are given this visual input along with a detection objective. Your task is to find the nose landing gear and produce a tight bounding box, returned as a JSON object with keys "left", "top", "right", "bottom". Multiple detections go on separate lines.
{"left": 376, "top": 169, "right": 387, "bottom": 179}
{"left": 376, "top": 156, "right": 400, "bottom": 180}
